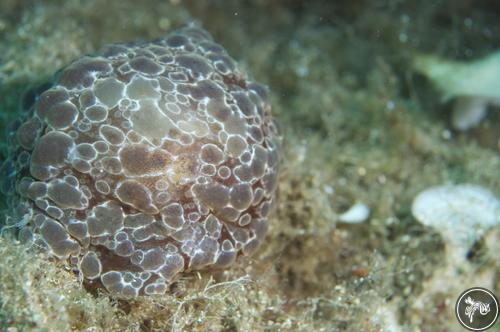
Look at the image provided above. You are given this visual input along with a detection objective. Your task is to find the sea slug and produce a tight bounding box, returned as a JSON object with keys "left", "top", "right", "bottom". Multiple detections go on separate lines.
{"left": 0, "top": 24, "right": 281, "bottom": 296}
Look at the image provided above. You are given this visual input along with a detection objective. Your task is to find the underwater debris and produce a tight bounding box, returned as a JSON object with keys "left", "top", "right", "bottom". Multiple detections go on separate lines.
{"left": 411, "top": 184, "right": 500, "bottom": 259}
{"left": 450, "top": 96, "right": 497, "bottom": 131}
{"left": 338, "top": 202, "right": 370, "bottom": 224}
{"left": 0, "top": 24, "right": 281, "bottom": 297}
{"left": 413, "top": 51, "right": 500, "bottom": 130}
{"left": 410, "top": 184, "right": 499, "bottom": 323}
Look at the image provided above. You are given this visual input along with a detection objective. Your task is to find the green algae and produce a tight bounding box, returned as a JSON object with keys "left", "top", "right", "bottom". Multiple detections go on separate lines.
{"left": 0, "top": 1, "right": 499, "bottom": 331}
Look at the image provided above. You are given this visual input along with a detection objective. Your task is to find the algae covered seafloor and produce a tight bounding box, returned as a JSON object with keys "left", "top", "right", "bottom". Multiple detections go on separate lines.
{"left": 0, "top": 0, "right": 499, "bottom": 331}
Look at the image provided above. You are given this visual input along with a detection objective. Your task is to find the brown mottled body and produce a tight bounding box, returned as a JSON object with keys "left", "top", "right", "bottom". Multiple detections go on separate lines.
{"left": 0, "top": 24, "right": 281, "bottom": 296}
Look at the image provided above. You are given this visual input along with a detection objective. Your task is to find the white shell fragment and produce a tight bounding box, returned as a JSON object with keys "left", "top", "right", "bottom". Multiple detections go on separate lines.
{"left": 451, "top": 96, "right": 489, "bottom": 131}
{"left": 338, "top": 202, "right": 370, "bottom": 224}
{"left": 411, "top": 184, "right": 500, "bottom": 257}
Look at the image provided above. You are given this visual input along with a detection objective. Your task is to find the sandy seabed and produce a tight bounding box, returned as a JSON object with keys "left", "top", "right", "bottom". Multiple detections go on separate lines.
{"left": 0, "top": 1, "right": 498, "bottom": 331}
